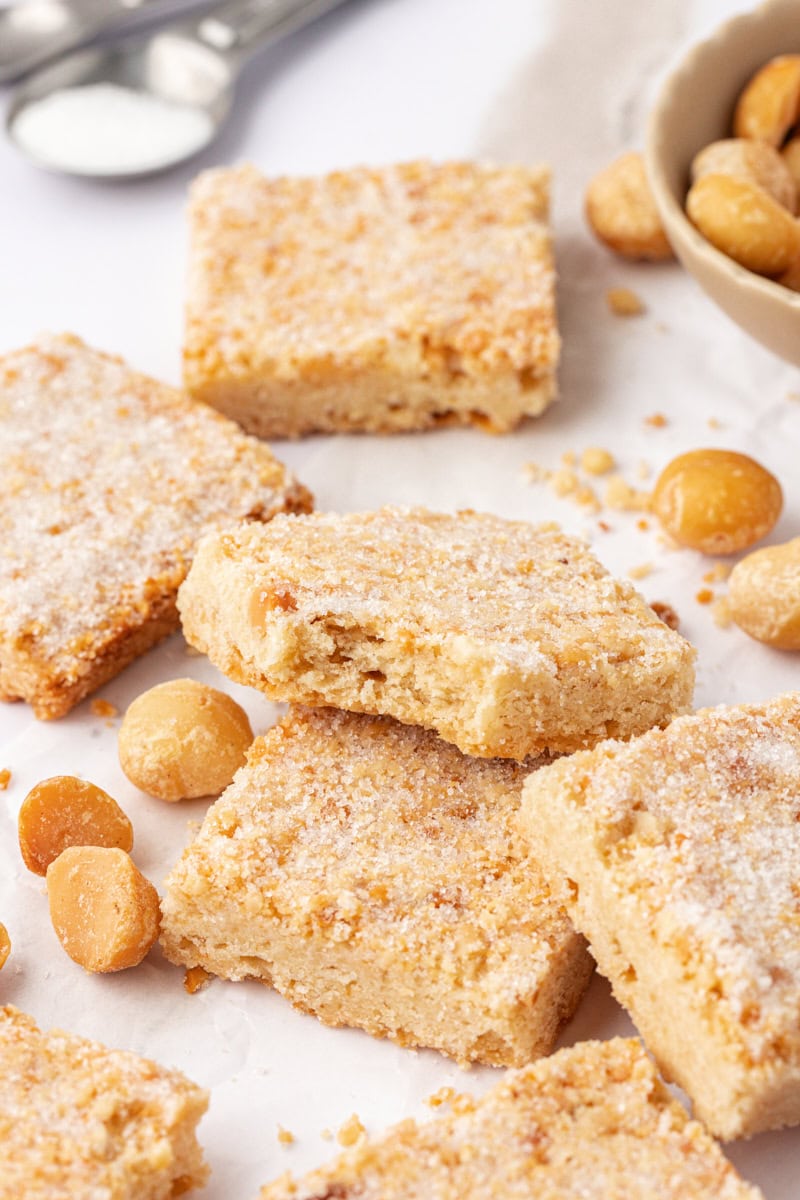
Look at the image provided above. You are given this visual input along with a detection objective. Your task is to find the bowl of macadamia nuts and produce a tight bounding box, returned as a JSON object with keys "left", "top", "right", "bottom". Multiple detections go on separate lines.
{"left": 646, "top": 0, "right": 800, "bottom": 365}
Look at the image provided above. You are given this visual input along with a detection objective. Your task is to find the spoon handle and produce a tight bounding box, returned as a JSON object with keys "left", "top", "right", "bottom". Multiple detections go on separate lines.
{"left": 191, "top": 0, "right": 351, "bottom": 65}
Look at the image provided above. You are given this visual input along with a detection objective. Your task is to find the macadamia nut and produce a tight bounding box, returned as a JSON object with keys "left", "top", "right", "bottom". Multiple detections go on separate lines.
{"left": 119, "top": 678, "right": 253, "bottom": 802}
{"left": 18, "top": 776, "right": 133, "bottom": 876}
{"left": 728, "top": 538, "right": 800, "bottom": 650}
{"left": 686, "top": 173, "right": 800, "bottom": 277}
{"left": 47, "top": 846, "right": 160, "bottom": 973}
{"left": 690, "top": 138, "right": 797, "bottom": 213}
{"left": 733, "top": 54, "right": 800, "bottom": 146}
{"left": 652, "top": 449, "right": 783, "bottom": 555}
{"left": 585, "top": 152, "right": 673, "bottom": 261}
{"left": 0, "top": 923, "right": 10, "bottom": 971}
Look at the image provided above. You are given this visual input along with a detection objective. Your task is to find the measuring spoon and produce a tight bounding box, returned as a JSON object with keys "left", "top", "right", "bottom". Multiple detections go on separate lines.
{"left": 6, "top": 0, "right": 350, "bottom": 178}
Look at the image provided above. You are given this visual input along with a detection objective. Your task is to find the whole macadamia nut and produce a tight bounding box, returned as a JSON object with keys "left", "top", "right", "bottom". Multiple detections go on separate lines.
{"left": 119, "top": 678, "right": 253, "bottom": 801}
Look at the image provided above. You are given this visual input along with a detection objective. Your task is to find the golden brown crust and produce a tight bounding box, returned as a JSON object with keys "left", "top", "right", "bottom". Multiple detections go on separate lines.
{"left": 0, "top": 1005, "right": 208, "bottom": 1199}
{"left": 0, "top": 333, "right": 311, "bottom": 720}
{"left": 160, "top": 705, "right": 592, "bottom": 1067}
{"left": 177, "top": 508, "right": 696, "bottom": 759}
{"left": 521, "top": 692, "right": 800, "bottom": 1139}
{"left": 260, "top": 1038, "right": 762, "bottom": 1199}
{"left": 183, "top": 161, "right": 559, "bottom": 437}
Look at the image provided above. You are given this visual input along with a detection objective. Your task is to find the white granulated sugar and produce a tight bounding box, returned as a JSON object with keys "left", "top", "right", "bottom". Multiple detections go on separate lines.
{"left": 12, "top": 82, "right": 213, "bottom": 174}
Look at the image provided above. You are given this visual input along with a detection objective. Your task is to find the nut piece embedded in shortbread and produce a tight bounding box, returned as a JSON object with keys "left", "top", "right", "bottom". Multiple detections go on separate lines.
{"left": 47, "top": 846, "right": 160, "bottom": 972}
{"left": 18, "top": 775, "right": 133, "bottom": 876}
{"left": 119, "top": 678, "right": 253, "bottom": 801}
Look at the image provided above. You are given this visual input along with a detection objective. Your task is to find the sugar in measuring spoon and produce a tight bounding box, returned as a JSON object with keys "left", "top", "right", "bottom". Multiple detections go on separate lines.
{"left": 7, "top": 0, "right": 350, "bottom": 180}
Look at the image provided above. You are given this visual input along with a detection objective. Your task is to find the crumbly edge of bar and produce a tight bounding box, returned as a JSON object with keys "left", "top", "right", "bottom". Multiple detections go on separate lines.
{"left": 177, "top": 535, "right": 695, "bottom": 758}
{"left": 0, "top": 485, "right": 310, "bottom": 721}
{"left": 161, "top": 706, "right": 593, "bottom": 1066}
{"left": 0, "top": 589, "right": 179, "bottom": 720}
{"left": 162, "top": 900, "right": 592, "bottom": 1068}
{"left": 520, "top": 706, "right": 800, "bottom": 1139}
{"left": 0, "top": 1006, "right": 209, "bottom": 1199}
{"left": 185, "top": 370, "right": 556, "bottom": 440}
{"left": 259, "top": 1037, "right": 762, "bottom": 1199}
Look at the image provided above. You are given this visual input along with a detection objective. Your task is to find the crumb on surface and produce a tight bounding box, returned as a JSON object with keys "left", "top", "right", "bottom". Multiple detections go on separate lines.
{"left": 521, "top": 461, "right": 550, "bottom": 484}
{"left": 598, "top": 520, "right": 612, "bottom": 533}
{"left": 604, "top": 476, "right": 652, "bottom": 513}
{"left": 628, "top": 563, "right": 653, "bottom": 581}
{"left": 550, "top": 467, "right": 579, "bottom": 498}
{"left": 581, "top": 447, "right": 615, "bottom": 476}
{"left": 90, "top": 698, "right": 118, "bottom": 719}
{"left": 645, "top": 412, "right": 668, "bottom": 428}
{"left": 183, "top": 965, "right": 212, "bottom": 995}
{"left": 703, "top": 563, "right": 731, "bottom": 584}
{"left": 696, "top": 588, "right": 714, "bottom": 605}
{"left": 636, "top": 517, "right": 650, "bottom": 531}
{"left": 425, "top": 1086, "right": 459, "bottom": 1109}
{"left": 0, "top": 769, "right": 11, "bottom": 791}
{"left": 560, "top": 450, "right": 576, "bottom": 468}
{"left": 320, "top": 1128, "right": 333, "bottom": 1142}
{"left": 713, "top": 597, "right": 733, "bottom": 629}
{"left": 708, "top": 416, "right": 723, "bottom": 429}
{"left": 606, "top": 287, "right": 645, "bottom": 316}
{"left": 337, "top": 1114, "right": 366, "bottom": 1148}
{"left": 277, "top": 1126, "right": 295, "bottom": 1146}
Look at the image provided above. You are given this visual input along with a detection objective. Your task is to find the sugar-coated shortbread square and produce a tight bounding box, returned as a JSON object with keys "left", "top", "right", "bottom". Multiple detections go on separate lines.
{"left": 177, "top": 507, "right": 696, "bottom": 759}
{"left": 0, "top": 333, "right": 310, "bottom": 719}
{"left": 160, "top": 705, "right": 592, "bottom": 1067}
{"left": 183, "top": 160, "right": 559, "bottom": 437}
{"left": 0, "top": 1005, "right": 208, "bottom": 1199}
{"left": 521, "top": 692, "right": 800, "bottom": 1139}
{"left": 260, "top": 1038, "right": 762, "bottom": 1199}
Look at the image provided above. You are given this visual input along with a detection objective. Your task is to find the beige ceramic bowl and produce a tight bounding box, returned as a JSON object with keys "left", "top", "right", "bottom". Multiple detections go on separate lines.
{"left": 646, "top": 0, "right": 800, "bottom": 366}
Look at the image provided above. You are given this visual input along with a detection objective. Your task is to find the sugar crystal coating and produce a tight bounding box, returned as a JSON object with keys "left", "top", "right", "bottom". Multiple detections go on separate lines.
{"left": 0, "top": 333, "right": 310, "bottom": 718}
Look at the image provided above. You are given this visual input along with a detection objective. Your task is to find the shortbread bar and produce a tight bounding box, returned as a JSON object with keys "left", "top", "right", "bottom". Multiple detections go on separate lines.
{"left": 521, "top": 693, "right": 800, "bottom": 1139}
{"left": 183, "top": 160, "right": 559, "bottom": 437}
{"left": 260, "top": 1038, "right": 762, "bottom": 1199}
{"left": 160, "top": 706, "right": 592, "bottom": 1067}
{"left": 177, "top": 508, "right": 696, "bottom": 759}
{"left": 0, "top": 334, "right": 311, "bottom": 719}
{"left": 0, "top": 1005, "right": 208, "bottom": 1199}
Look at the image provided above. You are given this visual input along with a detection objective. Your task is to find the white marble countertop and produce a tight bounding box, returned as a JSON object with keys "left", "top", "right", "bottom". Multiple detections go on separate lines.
{"left": 1, "top": 0, "right": 798, "bottom": 1195}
